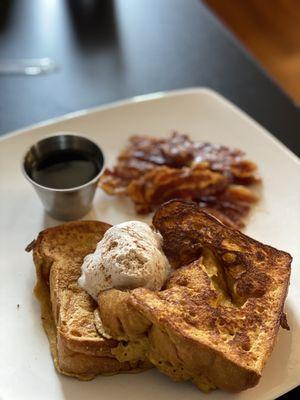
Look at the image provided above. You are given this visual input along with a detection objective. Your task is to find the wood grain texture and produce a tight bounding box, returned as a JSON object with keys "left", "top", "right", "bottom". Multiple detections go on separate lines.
{"left": 205, "top": 0, "right": 300, "bottom": 103}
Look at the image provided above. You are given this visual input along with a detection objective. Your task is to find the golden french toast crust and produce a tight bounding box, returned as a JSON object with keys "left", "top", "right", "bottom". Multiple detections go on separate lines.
{"left": 128, "top": 291, "right": 259, "bottom": 392}
{"left": 31, "top": 220, "right": 152, "bottom": 379}
{"left": 130, "top": 200, "right": 291, "bottom": 391}
{"left": 97, "top": 200, "right": 291, "bottom": 392}
{"left": 29, "top": 206, "right": 291, "bottom": 392}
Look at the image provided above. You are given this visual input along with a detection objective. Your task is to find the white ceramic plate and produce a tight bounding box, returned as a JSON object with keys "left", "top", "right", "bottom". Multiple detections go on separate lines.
{"left": 0, "top": 88, "right": 299, "bottom": 400}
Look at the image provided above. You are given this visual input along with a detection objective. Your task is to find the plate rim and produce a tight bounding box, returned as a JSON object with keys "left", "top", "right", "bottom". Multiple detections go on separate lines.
{"left": 1, "top": 87, "right": 299, "bottom": 167}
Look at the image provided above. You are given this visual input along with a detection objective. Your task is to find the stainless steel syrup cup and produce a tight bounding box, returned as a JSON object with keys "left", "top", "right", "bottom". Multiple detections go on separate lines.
{"left": 22, "top": 133, "right": 104, "bottom": 221}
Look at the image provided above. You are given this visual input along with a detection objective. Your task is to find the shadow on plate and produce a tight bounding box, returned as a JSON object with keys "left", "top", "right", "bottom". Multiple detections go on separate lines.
{"left": 42, "top": 207, "right": 98, "bottom": 229}
{"left": 57, "top": 368, "right": 200, "bottom": 400}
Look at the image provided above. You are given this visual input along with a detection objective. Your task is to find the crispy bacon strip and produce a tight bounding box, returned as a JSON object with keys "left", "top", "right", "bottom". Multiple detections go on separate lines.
{"left": 127, "top": 163, "right": 228, "bottom": 214}
{"left": 99, "top": 132, "right": 260, "bottom": 228}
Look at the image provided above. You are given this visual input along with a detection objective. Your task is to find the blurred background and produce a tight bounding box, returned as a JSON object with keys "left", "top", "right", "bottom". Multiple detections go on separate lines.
{"left": 0, "top": 0, "right": 299, "bottom": 156}
{"left": 205, "top": 0, "right": 300, "bottom": 104}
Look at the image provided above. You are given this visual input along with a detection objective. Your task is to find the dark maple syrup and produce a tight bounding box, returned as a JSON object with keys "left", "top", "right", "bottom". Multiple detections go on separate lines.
{"left": 30, "top": 149, "right": 102, "bottom": 189}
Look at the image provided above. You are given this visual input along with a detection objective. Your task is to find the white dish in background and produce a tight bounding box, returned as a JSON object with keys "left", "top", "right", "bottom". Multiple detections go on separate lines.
{"left": 0, "top": 88, "right": 299, "bottom": 400}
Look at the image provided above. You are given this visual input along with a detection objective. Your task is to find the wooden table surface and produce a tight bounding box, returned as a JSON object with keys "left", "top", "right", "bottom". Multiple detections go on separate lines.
{"left": 0, "top": 1, "right": 299, "bottom": 398}
{"left": 205, "top": 0, "right": 300, "bottom": 104}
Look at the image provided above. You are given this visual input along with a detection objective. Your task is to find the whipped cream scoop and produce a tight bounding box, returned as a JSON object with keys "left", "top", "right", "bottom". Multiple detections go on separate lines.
{"left": 78, "top": 221, "right": 170, "bottom": 301}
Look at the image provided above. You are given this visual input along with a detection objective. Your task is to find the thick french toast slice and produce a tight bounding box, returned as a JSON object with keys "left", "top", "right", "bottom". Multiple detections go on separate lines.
{"left": 99, "top": 200, "right": 291, "bottom": 392}
{"left": 29, "top": 221, "right": 151, "bottom": 379}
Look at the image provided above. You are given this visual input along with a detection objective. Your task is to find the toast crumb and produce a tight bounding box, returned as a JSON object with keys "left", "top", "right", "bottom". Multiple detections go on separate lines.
{"left": 25, "top": 239, "right": 36, "bottom": 252}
